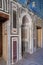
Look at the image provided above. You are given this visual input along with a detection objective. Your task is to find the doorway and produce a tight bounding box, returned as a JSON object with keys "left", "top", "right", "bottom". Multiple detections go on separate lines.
{"left": 0, "top": 16, "right": 9, "bottom": 64}
{"left": 21, "top": 15, "right": 28, "bottom": 56}
{"left": 21, "top": 15, "right": 30, "bottom": 56}
{"left": 36, "top": 26, "right": 42, "bottom": 48}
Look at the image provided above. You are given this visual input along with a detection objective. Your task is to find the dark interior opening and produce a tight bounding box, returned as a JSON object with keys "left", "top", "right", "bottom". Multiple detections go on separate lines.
{"left": 36, "top": 26, "right": 42, "bottom": 48}
{"left": 0, "top": 16, "right": 8, "bottom": 57}
{"left": 36, "top": 26, "right": 41, "bottom": 29}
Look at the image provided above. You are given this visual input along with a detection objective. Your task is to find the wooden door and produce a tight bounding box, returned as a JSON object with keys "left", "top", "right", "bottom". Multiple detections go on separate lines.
{"left": 36, "top": 26, "right": 42, "bottom": 48}
{"left": 37, "top": 29, "right": 42, "bottom": 48}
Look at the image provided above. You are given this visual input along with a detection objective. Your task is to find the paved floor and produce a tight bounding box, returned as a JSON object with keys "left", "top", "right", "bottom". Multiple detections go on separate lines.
{"left": 0, "top": 58, "right": 6, "bottom": 65}
{"left": 14, "top": 48, "right": 43, "bottom": 65}
{"left": 0, "top": 48, "right": 43, "bottom": 65}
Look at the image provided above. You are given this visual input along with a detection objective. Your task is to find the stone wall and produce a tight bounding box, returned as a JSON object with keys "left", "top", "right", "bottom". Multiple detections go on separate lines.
{"left": 32, "top": 15, "right": 43, "bottom": 52}
{"left": 2, "top": 21, "right": 8, "bottom": 62}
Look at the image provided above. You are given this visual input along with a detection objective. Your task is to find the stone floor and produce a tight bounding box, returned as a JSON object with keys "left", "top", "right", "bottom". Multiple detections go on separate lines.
{"left": 0, "top": 58, "right": 6, "bottom": 65}
{"left": 14, "top": 48, "right": 43, "bottom": 65}
{"left": 0, "top": 48, "right": 43, "bottom": 65}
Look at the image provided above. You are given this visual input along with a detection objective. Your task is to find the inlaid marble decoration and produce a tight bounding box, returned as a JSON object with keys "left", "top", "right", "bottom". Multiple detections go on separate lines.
{"left": 13, "top": 41, "right": 17, "bottom": 62}
{"left": 12, "top": 37, "right": 18, "bottom": 64}
{"left": 12, "top": 10, "right": 17, "bottom": 34}
{"left": 11, "top": 2, "right": 17, "bottom": 34}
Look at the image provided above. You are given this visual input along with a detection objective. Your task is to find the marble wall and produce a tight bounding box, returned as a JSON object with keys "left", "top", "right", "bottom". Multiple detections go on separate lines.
{"left": 9, "top": 1, "right": 43, "bottom": 65}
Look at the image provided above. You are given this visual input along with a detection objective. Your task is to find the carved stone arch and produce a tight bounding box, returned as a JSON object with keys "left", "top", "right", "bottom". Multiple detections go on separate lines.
{"left": 21, "top": 12, "right": 33, "bottom": 55}
{"left": 21, "top": 12, "right": 32, "bottom": 26}
{"left": 22, "top": 15, "right": 29, "bottom": 25}
{"left": 18, "top": 12, "right": 33, "bottom": 60}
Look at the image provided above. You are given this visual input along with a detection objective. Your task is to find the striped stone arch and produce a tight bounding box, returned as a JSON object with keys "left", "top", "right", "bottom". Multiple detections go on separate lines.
{"left": 21, "top": 12, "right": 33, "bottom": 54}
{"left": 21, "top": 12, "right": 32, "bottom": 26}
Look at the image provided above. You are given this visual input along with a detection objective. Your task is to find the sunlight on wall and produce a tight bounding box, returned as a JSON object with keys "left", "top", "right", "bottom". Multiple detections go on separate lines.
{"left": 2, "top": 21, "right": 8, "bottom": 62}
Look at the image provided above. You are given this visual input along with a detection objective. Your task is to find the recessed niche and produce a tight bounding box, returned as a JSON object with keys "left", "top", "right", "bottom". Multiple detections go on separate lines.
{"left": 11, "top": 3, "right": 17, "bottom": 34}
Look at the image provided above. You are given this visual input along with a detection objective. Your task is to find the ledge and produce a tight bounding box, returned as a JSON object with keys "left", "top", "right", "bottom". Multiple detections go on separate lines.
{"left": 0, "top": 11, "right": 9, "bottom": 19}
{"left": 0, "top": 11, "right": 9, "bottom": 22}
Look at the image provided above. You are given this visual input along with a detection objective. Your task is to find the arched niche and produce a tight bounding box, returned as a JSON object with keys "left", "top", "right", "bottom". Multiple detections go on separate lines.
{"left": 19, "top": 12, "right": 33, "bottom": 60}
{"left": 21, "top": 12, "right": 33, "bottom": 55}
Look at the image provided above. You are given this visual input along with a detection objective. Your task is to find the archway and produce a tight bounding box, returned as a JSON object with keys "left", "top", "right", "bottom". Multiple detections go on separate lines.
{"left": 0, "top": 12, "right": 9, "bottom": 65}
{"left": 21, "top": 13, "right": 32, "bottom": 56}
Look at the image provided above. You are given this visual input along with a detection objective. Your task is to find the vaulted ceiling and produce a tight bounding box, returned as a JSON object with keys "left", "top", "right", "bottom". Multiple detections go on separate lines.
{"left": 17, "top": 0, "right": 43, "bottom": 19}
